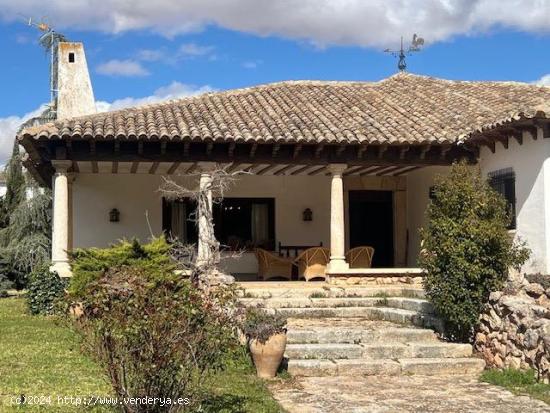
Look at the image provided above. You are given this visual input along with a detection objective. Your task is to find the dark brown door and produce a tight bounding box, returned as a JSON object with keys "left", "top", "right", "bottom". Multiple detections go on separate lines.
{"left": 348, "top": 190, "right": 394, "bottom": 267}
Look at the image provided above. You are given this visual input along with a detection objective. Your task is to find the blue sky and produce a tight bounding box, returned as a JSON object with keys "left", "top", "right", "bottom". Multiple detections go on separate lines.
{"left": 0, "top": 0, "right": 549, "bottom": 163}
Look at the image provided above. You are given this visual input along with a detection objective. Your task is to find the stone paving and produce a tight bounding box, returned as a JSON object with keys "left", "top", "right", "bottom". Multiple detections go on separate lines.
{"left": 269, "top": 375, "right": 550, "bottom": 413}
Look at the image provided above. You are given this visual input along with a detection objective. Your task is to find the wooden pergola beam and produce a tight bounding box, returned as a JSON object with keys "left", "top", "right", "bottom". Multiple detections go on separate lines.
{"left": 357, "top": 145, "right": 368, "bottom": 159}
{"left": 307, "top": 166, "right": 326, "bottom": 175}
{"left": 148, "top": 162, "right": 160, "bottom": 174}
{"left": 393, "top": 166, "right": 421, "bottom": 176}
{"left": 256, "top": 164, "right": 279, "bottom": 175}
{"left": 290, "top": 165, "right": 314, "bottom": 175}
{"left": 130, "top": 161, "right": 139, "bottom": 174}
{"left": 274, "top": 164, "right": 295, "bottom": 175}
{"left": 167, "top": 162, "right": 181, "bottom": 175}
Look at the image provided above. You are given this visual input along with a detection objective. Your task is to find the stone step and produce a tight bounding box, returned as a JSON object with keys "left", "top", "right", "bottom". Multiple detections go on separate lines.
{"left": 287, "top": 357, "right": 485, "bottom": 377}
{"left": 240, "top": 296, "right": 434, "bottom": 314}
{"left": 285, "top": 342, "right": 472, "bottom": 360}
{"left": 238, "top": 285, "right": 425, "bottom": 299}
{"left": 287, "top": 326, "right": 437, "bottom": 344}
{"left": 267, "top": 306, "right": 443, "bottom": 331}
{"left": 286, "top": 343, "right": 363, "bottom": 359}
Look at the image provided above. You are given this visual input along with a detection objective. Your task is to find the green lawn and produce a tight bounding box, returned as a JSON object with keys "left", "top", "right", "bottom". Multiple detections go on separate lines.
{"left": 481, "top": 368, "right": 550, "bottom": 405}
{"left": 0, "top": 298, "right": 283, "bottom": 412}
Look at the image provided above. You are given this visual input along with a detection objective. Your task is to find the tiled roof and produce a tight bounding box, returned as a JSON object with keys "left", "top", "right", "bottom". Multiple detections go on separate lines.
{"left": 19, "top": 73, "right": 550, "bottom": 146}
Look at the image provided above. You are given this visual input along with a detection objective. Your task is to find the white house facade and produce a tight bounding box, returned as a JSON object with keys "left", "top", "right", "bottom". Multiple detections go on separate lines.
{"left": 17, "top": 43, "right": 550, "bottom": 281}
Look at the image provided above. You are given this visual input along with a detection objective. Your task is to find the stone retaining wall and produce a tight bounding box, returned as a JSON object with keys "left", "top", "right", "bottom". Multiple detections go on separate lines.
{"left": 474, "top": 273, "right": 550, "bottom": 382}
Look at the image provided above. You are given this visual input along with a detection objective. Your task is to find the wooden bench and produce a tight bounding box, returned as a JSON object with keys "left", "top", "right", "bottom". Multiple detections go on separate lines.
{"left": 278, "top": 242, "right": 323, "bottom": 258}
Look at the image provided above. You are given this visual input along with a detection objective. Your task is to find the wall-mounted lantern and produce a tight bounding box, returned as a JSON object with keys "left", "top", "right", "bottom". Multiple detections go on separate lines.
{"left": 109, "top": 208, "right": 120, "bottom": 222}
{"left": 302, "top": 208, "right": 313, "bottom": 222}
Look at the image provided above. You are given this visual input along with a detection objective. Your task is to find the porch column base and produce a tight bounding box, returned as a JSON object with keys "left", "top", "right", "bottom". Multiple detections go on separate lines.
{"left": 50, "top": 261, "right": 72, "bottom": 278}
{"left": 326, "top": 257, "right": 349, "bottom": 273}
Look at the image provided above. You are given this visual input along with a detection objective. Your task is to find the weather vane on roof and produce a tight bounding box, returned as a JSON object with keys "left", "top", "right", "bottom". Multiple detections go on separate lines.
{"left": 22, "top": 16, "right": 68, "bottom": 120}
{"left": 384, "top": 34, "right": 424, "bottom": 72}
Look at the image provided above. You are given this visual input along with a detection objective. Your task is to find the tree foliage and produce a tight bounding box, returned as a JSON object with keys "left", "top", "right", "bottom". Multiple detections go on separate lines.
{"left": 0, "top": 142, "right": 52, "bottom": 289}
{"left": 0, "top": 142, "right": 25, "bottom": 228}
{"left": 420, "top": 162, "right": 529, "bottom": 342}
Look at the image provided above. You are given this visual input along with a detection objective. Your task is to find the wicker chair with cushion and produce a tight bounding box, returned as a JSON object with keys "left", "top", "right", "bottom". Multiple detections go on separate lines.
{"left": 294, "top": 247, "right": 331, "bottom": 282}
{"left": 254, "top": 248, "right": 294, "bottom": 281}
{"left": 346, "top": 246, "right": 375, "bottom": 269}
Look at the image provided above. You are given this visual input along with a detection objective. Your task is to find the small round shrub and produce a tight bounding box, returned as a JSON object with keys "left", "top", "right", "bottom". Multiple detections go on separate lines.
{"left": 420, "top": 163, "right": 529, "bottom": 342}
{"left": 26, "top": 263, "right": 65, "bottom": 315}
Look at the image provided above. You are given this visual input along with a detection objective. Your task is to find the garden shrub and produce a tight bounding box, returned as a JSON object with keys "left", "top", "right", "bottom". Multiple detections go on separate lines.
{"left": 0, "top": 274, "right": 13, "bottom": 298}
{"left": 244, "top": 307, "right": 287, "bottom": 344}
{"left": 68, "top": 237, "right": 175, "bottom": 299}
{"left": 26, "top": 263, "right": 65, "bottom": 315}
{"left": 420, "top": 162, "right": 529, "bottom": 342}
{"left": 72, "top": 265, "right": 240, "bottom": 412}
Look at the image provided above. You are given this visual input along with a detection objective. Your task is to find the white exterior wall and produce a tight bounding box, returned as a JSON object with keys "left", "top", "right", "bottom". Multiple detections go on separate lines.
{"left": 406, "top": 166, "right": 450, "bottom": 266}
{"left": 72, "top": 173, "right": 331, "bottom": 274}
{"left": 71, "top": 169, "right": 438, "bottom": 274}
{"left": 479, "top": 134, "right": 550, "bottom": 274}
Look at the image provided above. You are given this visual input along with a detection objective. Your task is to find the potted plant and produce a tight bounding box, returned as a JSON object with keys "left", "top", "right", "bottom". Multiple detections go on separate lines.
{"left": 244, "top": 308, "right": 287, "bottom": 378}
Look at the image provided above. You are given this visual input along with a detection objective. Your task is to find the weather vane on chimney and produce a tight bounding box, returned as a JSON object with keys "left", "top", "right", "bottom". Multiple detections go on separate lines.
{"left": 384, "top": 34, "right": 425, "bottom": 72}
{"left": 23, "top": 16, "right": 67, "bottom": 119}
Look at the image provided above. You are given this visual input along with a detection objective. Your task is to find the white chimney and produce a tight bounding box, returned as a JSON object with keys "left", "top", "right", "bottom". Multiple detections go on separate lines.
{"left": 55, "top": 42, "right": 96, "bottom": 119}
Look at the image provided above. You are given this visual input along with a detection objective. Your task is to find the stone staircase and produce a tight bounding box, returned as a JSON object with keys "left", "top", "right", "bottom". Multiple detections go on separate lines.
{"left": 239, "top": 283, "right": 485, "bottom": 377}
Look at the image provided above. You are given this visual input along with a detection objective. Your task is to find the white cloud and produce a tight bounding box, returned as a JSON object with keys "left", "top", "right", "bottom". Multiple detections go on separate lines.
{"left": 0, "top": 1, "right": 548, "bottom": 48}
{"left": 179, "top": 43, "right": 215, "bottom": 57}
{"left": 95, "top": 81, "right": 215, "bottom": 112}
{"left": 96, "top": 59, "right": 150, "bottom": 76}
{"left": 242, "top": 59, "right": 262, "bottom": 69}
{"left": 535, "top": 74, "right": 550, "bottom": 86}
{"left": 0, "top": 105, "right": 48, "bottom": 166}
{"left": 136, "top": 49, "right": 165, "bottom": 62}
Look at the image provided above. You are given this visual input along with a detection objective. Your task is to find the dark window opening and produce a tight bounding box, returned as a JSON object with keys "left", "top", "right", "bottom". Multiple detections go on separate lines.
{"left": 162, "top": 197, "right": 275, "bottom": 251}
{"left": 68, "top": 52, "right": 75, "bottom": 63}
{"left": 488, "top": 168, "right": 516, "bottom": 230}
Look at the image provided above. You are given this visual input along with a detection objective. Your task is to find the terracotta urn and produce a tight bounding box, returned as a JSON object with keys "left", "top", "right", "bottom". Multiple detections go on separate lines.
{"left": 249, "top": 332, "right": 287, "bottom": 378}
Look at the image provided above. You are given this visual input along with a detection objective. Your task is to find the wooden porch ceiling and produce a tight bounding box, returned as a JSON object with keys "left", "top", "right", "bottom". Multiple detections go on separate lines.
{"left": 22, "top": 139, "right": 477, "bottom": 187}
{"left": 73, "top": 161, "right": 423, "bottom": 177}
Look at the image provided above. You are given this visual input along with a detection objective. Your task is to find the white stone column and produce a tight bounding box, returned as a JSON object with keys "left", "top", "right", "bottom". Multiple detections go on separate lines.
{"left": 327, "top": 163, "right": 349, "bottom": 273}
{"left": 197, "top": 162, "right": 217, "bottom": 265}
{"left": 50, "top": 160, "right": 73, "bottom": 278}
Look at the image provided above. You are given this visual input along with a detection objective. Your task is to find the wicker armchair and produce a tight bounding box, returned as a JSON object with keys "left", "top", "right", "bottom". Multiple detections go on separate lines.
{"left": 254, "top": 248, "right": 294, "bottom": 281}
{"left": 346, "top": 246, "right": 375, "bottom": 269}
{"left": 294, "top": 247, "right": 330, "bottom": 282}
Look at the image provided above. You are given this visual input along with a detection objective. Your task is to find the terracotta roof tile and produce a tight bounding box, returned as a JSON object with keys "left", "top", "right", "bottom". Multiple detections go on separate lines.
{"left": 19, "top": 73, "right": 550, "bottom": 145}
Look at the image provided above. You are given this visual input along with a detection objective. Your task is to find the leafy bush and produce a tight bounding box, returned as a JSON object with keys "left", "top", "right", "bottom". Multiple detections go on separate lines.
{"left": 26, "top": 263, "right": 65, "bottom": 315}
{"left": 71, "top": 265, "right": 240, "bottom": 412}
{"left": 68, "top": 237, "right": 176, "bottom": 299}
{"left": 420, "top": 163, "right": 529, "bottom": 342}
{"left": 244, "top": 308, "right": 287, "bottom": 344}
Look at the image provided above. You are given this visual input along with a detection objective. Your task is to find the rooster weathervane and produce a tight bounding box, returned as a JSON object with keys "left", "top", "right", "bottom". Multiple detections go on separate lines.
{"left": 384, "top": 34, "right": 425, "bottom": 72}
